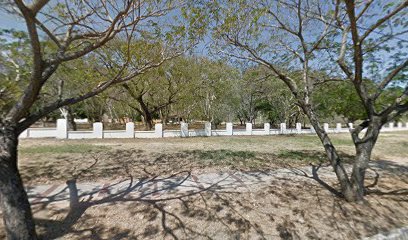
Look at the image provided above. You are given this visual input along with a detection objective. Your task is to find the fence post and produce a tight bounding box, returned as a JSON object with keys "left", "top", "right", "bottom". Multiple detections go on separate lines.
{"left": 93, "top": 122, "right": 103, "bottom": 138}
{"left": 280, "top": 123, "right": 286, "bottom": 134}
{"left": 348, "top": 123, "right": 353, "bottom": 130}
{"left": 310, "top": 125, "right": 316, "bottom": 134}
{"left": 264, "top": 123, "right": 270, "bottom": 135}
{"left": 204, "top": 122, "right": 212, "bottom": 137}
{"left": 181, "top": 122, "right": 188, "bottom": 137}
{"left": 155, "top": 123, "right": 163, "bottom": 138}
{"left": 125, "top": 122, "right": 135, "bottom": 138}
{"left": 246, "top": 123, "right": 252, "bottom": 135}
{"left": 406, "top": 122, "right": 408, "bottom": 128}
{"left": 296, "top": 122, "right": 302, "bottom": 134}
{"left": 56, "top": 119, "right": 68, "bottom": 139}
{"left": 336, "top": 123, "right": 342, "bottom": 133}
{"left": 389, "top": 122, "right": 394, "bottom": 130}
{"left": 226, "top": 123, "right": 233, "bottom": 136}
{"left": 323, "top": 123, "right": 329, "bottom": 133}
{"left": 397, "top": 122, "right": 402, "bottom": 129}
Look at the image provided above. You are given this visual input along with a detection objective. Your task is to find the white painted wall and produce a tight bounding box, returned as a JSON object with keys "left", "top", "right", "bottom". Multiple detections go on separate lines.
{"left": 27, "top": 128, "right": 57, "bottom": 138}
{"left": 18, "top": 119, "right": 408, "bottom": 140}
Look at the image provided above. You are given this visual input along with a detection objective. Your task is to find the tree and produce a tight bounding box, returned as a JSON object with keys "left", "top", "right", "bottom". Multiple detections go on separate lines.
{"left": 208, "top": 0, "right": 408, "bottom": 202}
{"left": 313, "top": 80, "right": 367, "bottom": 123}
{"left": 0, "top": 0, "right": 193, "bottom": 238}
{"left": 173, "top": 57, "right": 239, "bottom": 126}
{"left": 114, "top": 56, "right": 196, "bottom": 130}
{"left": 235, "top": 67, "right": 268, "bottom": 125}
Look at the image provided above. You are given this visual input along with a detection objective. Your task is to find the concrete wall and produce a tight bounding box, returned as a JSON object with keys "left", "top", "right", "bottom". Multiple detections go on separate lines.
{"left": 19, "top": 119, "right": 408, "bottom": 139}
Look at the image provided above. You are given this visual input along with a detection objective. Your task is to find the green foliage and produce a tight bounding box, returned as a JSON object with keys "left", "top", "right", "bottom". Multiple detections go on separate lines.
{"left": 313, "top": 81, "right": 367, "bottom": 122}
{"left": 0, "top": 29, "right": 32, "bottom": 116}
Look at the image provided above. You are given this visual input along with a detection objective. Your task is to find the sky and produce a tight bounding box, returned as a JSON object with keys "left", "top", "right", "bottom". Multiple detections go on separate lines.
{"left": 0, "top": 4, "right": 212, "bottom": 56}
{"left": 0, "top": 11, "right": 25, "bottom": 31}
{"left": 1, "top": 0, "right": 406, "bottom": 79}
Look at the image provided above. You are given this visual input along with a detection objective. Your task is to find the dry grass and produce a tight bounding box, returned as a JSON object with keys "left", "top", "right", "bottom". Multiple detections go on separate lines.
{"left": 18, "top": 131, "right": 408, "bottom": 185}
{"left": 26, "top": 174, "right": 407, "bottom": 240}
{"left": 1, "top": 131, "right": 406, "bottom": 239}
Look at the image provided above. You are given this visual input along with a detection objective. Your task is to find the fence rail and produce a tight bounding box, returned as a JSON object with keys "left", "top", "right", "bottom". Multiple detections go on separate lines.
{"left": 19, "top": 119, "right": 408, "bottom": 139}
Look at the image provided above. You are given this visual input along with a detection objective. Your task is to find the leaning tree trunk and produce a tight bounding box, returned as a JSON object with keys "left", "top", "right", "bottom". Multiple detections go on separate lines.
{"left": 303, "top": 106, "right": 361, "bottom": 202}
{"left": 0, "top": 123, "right": 37, "bottom": 240}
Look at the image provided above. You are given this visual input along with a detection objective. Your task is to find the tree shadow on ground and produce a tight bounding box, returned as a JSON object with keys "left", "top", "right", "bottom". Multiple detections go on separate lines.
{"left": 20, "top": 148, "right": 352, "bottom": 185}
{"left": 287, "top": 155, "right": 408, "bottom": 198}
{"left": 16, "top": 149, "right": 408, "bottom": 239}
{"left": 32, "top": 170, "right": 271, "bottom": 239}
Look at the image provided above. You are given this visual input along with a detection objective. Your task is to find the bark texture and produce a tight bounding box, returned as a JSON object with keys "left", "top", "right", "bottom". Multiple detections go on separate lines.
{"left": 303, "top": 105, "right": 381, "bottom": 202}
{"left": 0, "top": 123, "right": 37, "bottom": 240}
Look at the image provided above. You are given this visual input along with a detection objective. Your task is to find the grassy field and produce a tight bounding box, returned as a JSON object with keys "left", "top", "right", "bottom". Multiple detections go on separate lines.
{"left": 18, "top": 131, "right": 408, "bottom": 185}
{"left": 6, "top": 131, "right": 407, "bottom": 239}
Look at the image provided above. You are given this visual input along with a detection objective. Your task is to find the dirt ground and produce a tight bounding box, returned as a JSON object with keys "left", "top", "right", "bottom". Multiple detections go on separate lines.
{"left": 1, "top": 132, "right": 407, "bottom": 239}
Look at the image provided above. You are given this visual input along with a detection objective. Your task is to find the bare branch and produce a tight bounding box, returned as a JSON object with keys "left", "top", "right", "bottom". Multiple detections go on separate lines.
{"left": 222, "top": 34, "right": 300, "bottom": 98}
{"left": 356, "top": 0, "right": 373, "bottom": 22}
{"left": 7, "top": 0, "right": 45, "bottom": 121}
{"left": 360, "top": 0, "right": 408, "bottom": 42}
{"left": 336, "top": 27, "right": 353, "bottom": 79}
{"left": 373, "top": 59, "right": 408, "bottom": 100}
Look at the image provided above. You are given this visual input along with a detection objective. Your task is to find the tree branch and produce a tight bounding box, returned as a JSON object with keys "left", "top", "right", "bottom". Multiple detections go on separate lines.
{"left": 360, "top": 0, "right": 408, "bottom": 42}
{"left": 373, "top": 59, "right": 408, "bottom": 100}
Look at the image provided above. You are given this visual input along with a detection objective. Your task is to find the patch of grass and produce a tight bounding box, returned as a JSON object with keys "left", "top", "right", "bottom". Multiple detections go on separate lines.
{"left": 277, "top": 150, "right": 324, "bottom": 163}
{"left": 190, "top": 149, "right": 256, "bottom": 161}
{"left": 331, "top": 138, "right": 354, "bottom": 146}
{"left": 277, "top": 150, "right": 355, "bottom": 164}
{"left": 20, "top": 144, "right": 110, "bottom": 154}
{"left": 187, "top": 149, "right": 262, "bottom": 168}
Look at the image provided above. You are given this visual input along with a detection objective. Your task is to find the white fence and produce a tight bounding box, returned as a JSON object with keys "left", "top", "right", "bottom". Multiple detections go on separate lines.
{"left": 19, "top": 119, "right": 408, "bottom": 139}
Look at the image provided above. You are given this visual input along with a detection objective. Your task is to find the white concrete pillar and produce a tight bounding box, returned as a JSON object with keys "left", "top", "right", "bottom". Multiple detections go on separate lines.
{"left": 280, "top": 123, "right": 286, "bottom": 134}
{"left": 389, "top": 122, "right": 394, "bottom": 130}
{"left": 323, "top": 123, "right": 329, "bottom": 133}
{"left": 264, "top": 123, "right": 270, "bottom": 135}
{"left": 125, "top": 122, "right": 135, "bottom": 138}
{"left": 348, "top": 123, "right": 353, "bottom": 129}
{"left": 406, "top": 122, "right": 408, "bottom": 128}
{"left": 310, "top": 126, "right": 316, "bottom": 134}
{"left": 397, "top": 122, "right": 402, "bottom": 128}
{"left": 226, "top": 123, "right": 233, "bottom": 135}
{"left": 93, "top": 122, "right": 103, "bottom": 138}
{"left": 181, "top": 122, "right": 188, "bottom": 137}
{"left": 204, "top": 122, "right": 212, "bottom": 137}
{"left": 155, "top": 123, "right": 163, "bottom": 138}
{"left": 336, "top": 123, "right": 342, "bottom": 133}
{"left": 246, "top": 123, "right": 252, "bottom": 135}
{"left": 56, "top": 119, "right": 68, "bottom": 139}
{"left": 296, "top": 123, "right": 302, "bottom": 134}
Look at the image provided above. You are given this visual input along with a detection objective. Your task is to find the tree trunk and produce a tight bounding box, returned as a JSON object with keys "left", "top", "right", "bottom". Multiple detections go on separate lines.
{"left": 143, "top": 114, "right": 153, "bottom": 130}
{"left": 350, "top": 125, "right": 380, "bottom": 200}
{"left": 136, "top": 97, "right": 154, "bottom": 130}
{"left": 67, "top": 107, "right": 77, "bottom": 131}
{"left": 303, "top": 106, "right": 360, "bottom": 202}
{"left": 0, "top": 123, "right": 37, "bottom": 240}
{"left": 159, "top": 109, "right": 168, "bottom": 126}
